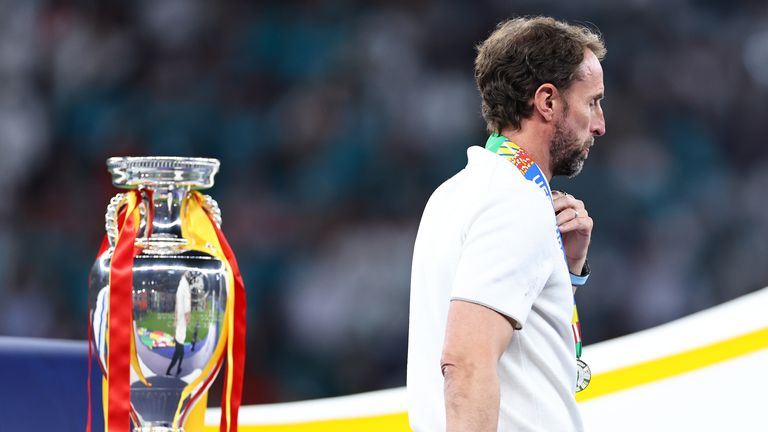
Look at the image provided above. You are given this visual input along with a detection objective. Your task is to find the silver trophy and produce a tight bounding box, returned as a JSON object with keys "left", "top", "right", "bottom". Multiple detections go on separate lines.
{"left": 89, "top": 157, "right": 228, "bottom": 432}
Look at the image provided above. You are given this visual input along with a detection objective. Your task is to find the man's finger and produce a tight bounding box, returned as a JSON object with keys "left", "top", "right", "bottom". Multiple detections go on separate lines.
{"left": 553, "top": 195, "right": 585, "bottom": 213}
{"left": 556, "top": 207, "right": 589, "bottom": 225}
{"left": 558, "top": 215, "right": 594, "bottom": 234}
{"left": 556, "top": 208, "right": 575, "bottom": 225}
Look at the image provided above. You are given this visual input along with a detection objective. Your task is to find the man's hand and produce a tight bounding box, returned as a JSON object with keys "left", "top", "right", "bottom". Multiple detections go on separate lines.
{"left": 552, "top": 191, "right": 592, "bottom": 275}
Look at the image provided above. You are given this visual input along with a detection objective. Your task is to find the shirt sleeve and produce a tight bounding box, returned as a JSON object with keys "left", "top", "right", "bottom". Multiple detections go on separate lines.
{"left": 450, "top": 194, "right": 554, "bottom": 329}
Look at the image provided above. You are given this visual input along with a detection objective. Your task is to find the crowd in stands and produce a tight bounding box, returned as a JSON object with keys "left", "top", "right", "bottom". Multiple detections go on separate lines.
{"left": 0, "top": 0, "right": 767, "bottom": 403}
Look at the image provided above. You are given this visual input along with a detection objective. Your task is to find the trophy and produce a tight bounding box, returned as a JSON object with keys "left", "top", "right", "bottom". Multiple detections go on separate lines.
{"left": 88, "top": 157, "right": 245, "bottom": 432}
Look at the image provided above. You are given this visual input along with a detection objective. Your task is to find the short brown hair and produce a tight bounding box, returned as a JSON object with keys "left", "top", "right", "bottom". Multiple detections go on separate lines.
{"left": 474, "top": 17, "right": 606, "bottom": 133}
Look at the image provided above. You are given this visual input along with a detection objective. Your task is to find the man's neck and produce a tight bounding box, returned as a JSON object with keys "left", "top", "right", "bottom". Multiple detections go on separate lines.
{"left": 499, "top": 126, "right": 553, "bottom": 181}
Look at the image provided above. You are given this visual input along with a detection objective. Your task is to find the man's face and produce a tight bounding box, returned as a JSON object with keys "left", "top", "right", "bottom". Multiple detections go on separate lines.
{"left": 550, "top": 49, "right": 606, "bottom": 178}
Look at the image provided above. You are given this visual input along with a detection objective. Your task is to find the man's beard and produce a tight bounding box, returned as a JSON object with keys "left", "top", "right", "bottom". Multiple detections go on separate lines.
{"left": 550, "top": 120, "right": 591, "bottom": 178}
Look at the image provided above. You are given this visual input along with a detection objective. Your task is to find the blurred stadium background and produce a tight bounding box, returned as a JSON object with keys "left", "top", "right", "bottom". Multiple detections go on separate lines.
{"left": 0, "top": 0, "right": 767, "bottom": 408}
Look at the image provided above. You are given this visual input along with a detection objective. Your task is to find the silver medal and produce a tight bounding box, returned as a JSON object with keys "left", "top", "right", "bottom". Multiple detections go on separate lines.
{"left": 576, "top": 359, "right": 591, "bottom": 392}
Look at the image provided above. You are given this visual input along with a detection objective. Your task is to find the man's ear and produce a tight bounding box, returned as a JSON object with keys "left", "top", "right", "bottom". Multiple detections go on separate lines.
{"left": 533, "top": 83, "right": 559, "bottom": 122}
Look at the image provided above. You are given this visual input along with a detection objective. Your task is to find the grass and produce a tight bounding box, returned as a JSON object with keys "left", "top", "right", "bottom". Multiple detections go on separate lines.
{"left": 135, "top": 310, "right": 216, "bottom": 342}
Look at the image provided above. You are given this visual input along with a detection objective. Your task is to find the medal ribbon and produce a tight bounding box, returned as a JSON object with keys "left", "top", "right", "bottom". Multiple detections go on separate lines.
{"left": 486, "top": 134, "right": 583, "bottom": 360}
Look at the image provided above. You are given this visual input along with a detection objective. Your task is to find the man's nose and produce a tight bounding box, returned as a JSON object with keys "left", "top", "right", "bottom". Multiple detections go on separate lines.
{"left": 592, "top": 112, "right": 606, "bottom": 137}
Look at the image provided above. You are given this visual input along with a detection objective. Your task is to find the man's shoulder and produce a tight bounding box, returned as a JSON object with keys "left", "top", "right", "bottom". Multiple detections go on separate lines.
{"left": 466, "top": 159, "right": 551, "bottom": 218}
{"left": 422, "top": 146, "right": 549, "bottom": 220}
{"left": 436, "top": 146, "right": 532, "bottom": 196}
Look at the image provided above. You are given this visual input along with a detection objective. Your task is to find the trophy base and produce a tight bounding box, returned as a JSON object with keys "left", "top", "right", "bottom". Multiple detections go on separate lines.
{"left": 134, "top": 425, "right": 184, "bottom": 432}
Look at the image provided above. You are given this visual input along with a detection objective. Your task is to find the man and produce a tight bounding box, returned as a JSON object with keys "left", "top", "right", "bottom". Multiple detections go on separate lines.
{"left": 167, "top": 272, "right": 192, "bottom": 376}
{"left": 407, "top": 17, "right": 605, "bottom": 431}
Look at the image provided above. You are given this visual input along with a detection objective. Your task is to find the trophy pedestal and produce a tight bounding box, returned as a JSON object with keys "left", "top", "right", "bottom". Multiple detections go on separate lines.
{"left": 135, "top": 425, "right": 183, "bottom": 432}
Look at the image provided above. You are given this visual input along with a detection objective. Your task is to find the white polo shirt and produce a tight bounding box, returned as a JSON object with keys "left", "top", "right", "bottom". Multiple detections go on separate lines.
{"left": 407, "top": 146, "right": 582, "bottom": 431}
{"left": 175, "top": 276, "right": 191, "bottom": 343}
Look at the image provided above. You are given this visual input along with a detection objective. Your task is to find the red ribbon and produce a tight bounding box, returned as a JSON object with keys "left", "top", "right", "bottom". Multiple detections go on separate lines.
{"left": 197, "top": 195, "right": 247, "bottom": 432}
{"left": 108, "top": 191, "right": 141, "bottom": 431}
{"left": 86, "top": 311, "right": 94, "bottom": 432}
{"left": 214, "top": 226, "right": 246, "bottom": 432}
{"left": 88, "top": 203, "right": 129, "bottom": 432}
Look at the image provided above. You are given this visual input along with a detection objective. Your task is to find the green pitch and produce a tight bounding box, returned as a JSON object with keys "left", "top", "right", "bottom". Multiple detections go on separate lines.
{"left": 135, "top": 309, "right": 216, "bottom": 343}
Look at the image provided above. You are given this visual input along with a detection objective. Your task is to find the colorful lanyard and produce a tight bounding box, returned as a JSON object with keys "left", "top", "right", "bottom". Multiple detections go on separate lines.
{"left": 485, "top": 134, "right": 583, "bottom": 359}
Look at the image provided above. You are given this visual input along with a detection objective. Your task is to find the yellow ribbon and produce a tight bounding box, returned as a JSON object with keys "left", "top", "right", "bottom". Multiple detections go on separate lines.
{"left": 171, "top": 191, "right": 235, "bottom": 430}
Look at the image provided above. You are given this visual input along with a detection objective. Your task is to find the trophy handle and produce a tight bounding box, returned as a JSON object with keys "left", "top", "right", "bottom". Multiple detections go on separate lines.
{"left": 105, "top": 192, "right": 149, "bottom": 248}
{"left": 201, "top": 194, "right": 222, "bottom": 228}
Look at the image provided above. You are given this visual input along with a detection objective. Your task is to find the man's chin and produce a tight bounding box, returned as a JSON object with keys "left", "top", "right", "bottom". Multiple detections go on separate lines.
{"left": 566, "top": 161, "right": 585, "bottom": 178}
{"left": 553, "top": 156, "right": 586, "bottom": 178}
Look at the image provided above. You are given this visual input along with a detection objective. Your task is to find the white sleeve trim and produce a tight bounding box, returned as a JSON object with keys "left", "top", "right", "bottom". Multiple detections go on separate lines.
{"left": 449, "top": 297, "right": 523, "bottom": 330}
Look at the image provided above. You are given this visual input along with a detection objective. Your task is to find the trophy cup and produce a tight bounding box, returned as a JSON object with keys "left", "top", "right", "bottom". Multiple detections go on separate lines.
{"left": 88, "top": 157, "right": 245, "bottom": 432}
